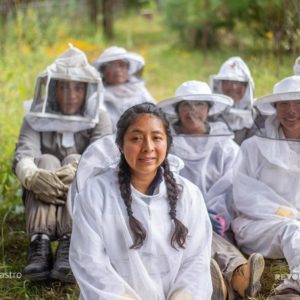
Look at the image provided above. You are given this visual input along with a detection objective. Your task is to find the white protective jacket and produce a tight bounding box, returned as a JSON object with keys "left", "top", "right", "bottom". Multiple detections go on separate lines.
{"left": 232, "top": 114, "right": 300, "bottom": 223}
{"left": 70, "top": 167, "right": 212, "bottom": 300}
{"left": 170, "top": 129, "right": 239, "bottom": 230}
{"left": 231, "top": 115, "right": 300, "bottom": 269}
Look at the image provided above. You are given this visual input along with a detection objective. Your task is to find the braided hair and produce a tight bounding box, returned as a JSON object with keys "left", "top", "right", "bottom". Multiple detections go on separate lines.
{"left": 116, "top": 102, "right": 188, "bottom": 250}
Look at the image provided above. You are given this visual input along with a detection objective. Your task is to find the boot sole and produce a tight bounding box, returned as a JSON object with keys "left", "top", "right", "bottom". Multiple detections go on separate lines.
{"left": 210, "top": 259, "right": 227, "bottom": 300}
{"left": 23, "top": 270, "right": 50, "bottom": 281}
{"left": 50, "top": 269, "right": 76, "bottom": 284}
{"left": 245, "top": 253, "right": 265, "bottom": 297}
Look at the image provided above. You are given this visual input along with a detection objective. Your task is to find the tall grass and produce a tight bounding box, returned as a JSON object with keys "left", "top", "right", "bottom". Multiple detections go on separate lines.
{"left": 0, "top": 3, "right": 295, "bottom": 298}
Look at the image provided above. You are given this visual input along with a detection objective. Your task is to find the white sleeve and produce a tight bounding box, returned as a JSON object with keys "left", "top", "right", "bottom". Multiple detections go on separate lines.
{"left": 233, "top": 143, "right": 299, "bottom": 219}
{"left": 168, "top": 182, "right": 212, "bottom": 300}
{"left": 69, "top": 181, "right": 140, "bottom": 300}
{"left": 206, "top": 144, "right": 240, "bottom": 228}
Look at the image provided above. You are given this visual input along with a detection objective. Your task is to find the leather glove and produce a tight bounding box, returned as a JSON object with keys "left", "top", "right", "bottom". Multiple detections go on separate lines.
{"left": 25, "top": 169, "right": 68, "bottom": 203}
{"left": 55, "top": 161, "right": 78, "bottom": 185}
{"left": 36, "top": 193, "right": 66, "bottom": 206}
{"left": 208, "top": 209, "right": 226, "bottom": 237}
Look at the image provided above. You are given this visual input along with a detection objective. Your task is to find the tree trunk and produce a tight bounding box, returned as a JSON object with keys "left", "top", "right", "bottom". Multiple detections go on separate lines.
{"left": 102, "top": 0, "right": 114, "bottom": 39}
{"left": 86, "top": 0, "right": 98, "bottom": 26}
{"left": 0, "top": 0, "right": 14, "bottom": 55}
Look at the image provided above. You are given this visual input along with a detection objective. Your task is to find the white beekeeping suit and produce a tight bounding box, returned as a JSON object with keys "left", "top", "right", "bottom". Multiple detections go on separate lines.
{"left": 93, "top": 46, "right": 155, "bottom": 129}
{"left": 69, "top": 134, "right": 211, "bottom": 300}
{"left": 232, "top": 75, "right": 300, "bottom": 296}
{"left": 210, "top": 56, "right": 257, "bottom": 145}
{"left": 158, "top": 81, "right": 265, "bottom": 300}
{"left": 158, "top": 80, "right": 239, "bottom": 228}
{"left": 70, "top": 156, "right": 212, "bottom": 300}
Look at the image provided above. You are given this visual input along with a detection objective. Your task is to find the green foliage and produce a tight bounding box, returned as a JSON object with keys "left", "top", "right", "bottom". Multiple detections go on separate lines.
{"left": 227, "top": 0, "right": 300, "bottom": 54}
{"left": 162, "top": 0, "right": 300, "bottom": 53}
{"left": 163, "top": 0, "right": 233, "bottom": 48}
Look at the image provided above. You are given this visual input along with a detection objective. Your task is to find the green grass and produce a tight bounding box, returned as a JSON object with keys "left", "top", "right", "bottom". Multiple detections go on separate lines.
{"left": 0, "top": 6, "right": 296, "bottom": 299}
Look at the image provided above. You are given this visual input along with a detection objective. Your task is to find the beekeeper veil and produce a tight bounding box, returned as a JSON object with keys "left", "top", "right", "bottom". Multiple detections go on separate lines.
{"left": 210, "top": 56, "right": 254, "bottom": 130}
{"left": 158, "top": 80, "right": 234, "bottom": 160}
{"left": 253, "top": 75, "right": 300, "bottom": 172}
{"left": 25, "top": 44, "right": 104, "bottom": 147}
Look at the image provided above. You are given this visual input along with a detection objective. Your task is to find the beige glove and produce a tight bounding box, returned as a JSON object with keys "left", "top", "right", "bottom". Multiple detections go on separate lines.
{"left": 55, "top": 161, "right": 78, "bottom": 185}
{"left": 25, "top": 169, "right": 68, "bottom": 205}
{"left": 276, "top": 207, "right": 293, "bottom": 218}
{"left": 169, "top": 290, "right": 195, "bottom": 300}
{"left": 36, "top": 193, "right": 66, "bottom": 206}
{"left": 120, "top": 292, "right": 138, "bottom": 299}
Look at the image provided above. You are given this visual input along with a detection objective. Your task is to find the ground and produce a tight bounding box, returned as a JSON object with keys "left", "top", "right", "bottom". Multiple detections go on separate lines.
{"left": 0, "top": 207, "right": 290, "bottom": 299}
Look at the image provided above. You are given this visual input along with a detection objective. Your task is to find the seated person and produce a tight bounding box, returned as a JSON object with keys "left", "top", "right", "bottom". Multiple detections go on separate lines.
{"left": 232, "top": 75, "right": 300, "bottom": 299}
{"left": 210, "top": 56, "right": 260, "bottom": 145}
{"left": 12, "top": 45, "right": 112, "bottom": 282}
{"left": 158, "top": 80, "right": 265, "bottom": 300}
{"left": 69, "top": 103, "right": 213, "bottom": 299}
{"left": 92, "top": 46, "right": 155, "bottom": 129}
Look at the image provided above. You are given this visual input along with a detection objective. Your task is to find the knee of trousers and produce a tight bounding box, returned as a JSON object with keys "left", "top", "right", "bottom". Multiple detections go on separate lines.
{"left": 35, "top": 154, "right": 61, "bottom": 170}
{"left": 62, "top": 154, "right": 80, "bottom": 166}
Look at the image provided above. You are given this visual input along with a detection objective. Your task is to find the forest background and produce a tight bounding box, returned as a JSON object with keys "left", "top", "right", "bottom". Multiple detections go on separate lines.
{"left": 0, "top": 0, "right": 299, "bottom": 299}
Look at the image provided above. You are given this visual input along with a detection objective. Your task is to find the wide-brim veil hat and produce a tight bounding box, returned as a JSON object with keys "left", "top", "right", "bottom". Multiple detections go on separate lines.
{"left": 93, "top": 46, "right": 145, "bottom": 75}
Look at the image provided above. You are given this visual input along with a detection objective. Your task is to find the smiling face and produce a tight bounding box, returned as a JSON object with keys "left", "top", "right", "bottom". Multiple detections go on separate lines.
{"left": 102, "top": 60, "right": 129, "bottom": 85}
{"left": 221, "top": 80, "right": 247, "bottom": 102}
{"left": 177, "top": 100, "right": 209, "bottom": 134}
{"left": 122, "top": 113, "right": 168, "bottom": 180}
{"left": 276, "top": 100, "right": 300, "bottom": 139}
{"left": 55, "top": 80, "right": 86, "bottom": 115}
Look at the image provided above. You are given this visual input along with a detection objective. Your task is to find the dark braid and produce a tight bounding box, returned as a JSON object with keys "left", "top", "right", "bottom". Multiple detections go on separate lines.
{"left": 118, "top": 154, "right": 146, "bottom": 249}
{"left": 115, "top": 102, "right": 188, "bottom": 250}
{"left": 162, "top": 159, "right": 188, "bottom": 249}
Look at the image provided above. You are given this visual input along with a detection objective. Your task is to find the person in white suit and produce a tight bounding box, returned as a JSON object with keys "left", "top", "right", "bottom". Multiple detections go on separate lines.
{"left": 232, "top": 75, "right": 300, "bottom": 299}
{"left": 13, "top": 45, "right": 112, "bottom": 282}
{"left": 210, "top": 56, "right": 260, "bottom": 145}
{"left": 92, "top": 46, "right": 155, "bottom": 129}
{"left": 158, "top": 81, "right": 265, "bottom": 300}
{"left": 70, "top": 103, "right": 213, "bottom": 300}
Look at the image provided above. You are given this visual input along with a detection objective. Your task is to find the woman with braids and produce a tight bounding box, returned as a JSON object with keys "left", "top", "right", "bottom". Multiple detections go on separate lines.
{"left": 69, "top": 103, "right": 213, "bottom": 299}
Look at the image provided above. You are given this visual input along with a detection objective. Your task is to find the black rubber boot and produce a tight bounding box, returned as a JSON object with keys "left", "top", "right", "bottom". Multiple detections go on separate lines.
{"left": 50, "top": 236, "right": 75, "bottom": 283}
{"left": 23, "top": 236, "right": 53, "bottom": 281}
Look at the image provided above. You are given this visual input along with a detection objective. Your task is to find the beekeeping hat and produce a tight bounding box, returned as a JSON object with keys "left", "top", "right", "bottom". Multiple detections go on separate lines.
{"left": 93, "top": 46, "right": 144, "bottom": 76}
{"left": 158, "top": 80, "right": 233, "bottom": 117}
{"left": 254, "top": 75, "right": 300, "bottom": 114}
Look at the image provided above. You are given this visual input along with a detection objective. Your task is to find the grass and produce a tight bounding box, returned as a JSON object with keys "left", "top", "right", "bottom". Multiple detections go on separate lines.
{"left": 0, "top": 4, "right": 296, "bottom": 299}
